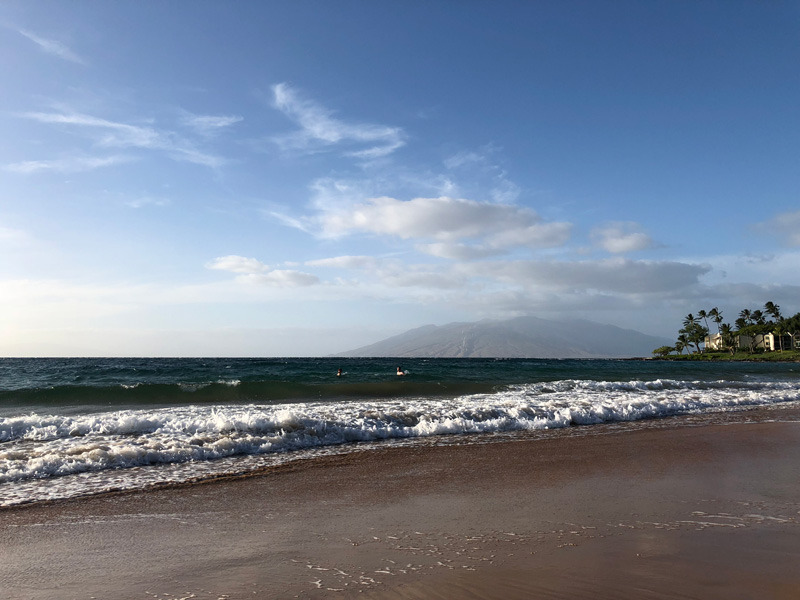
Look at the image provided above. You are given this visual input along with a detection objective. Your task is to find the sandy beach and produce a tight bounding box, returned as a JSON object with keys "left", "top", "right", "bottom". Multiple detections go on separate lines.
{"left": 2, "top": 409, "right": 800, "bottom": 600}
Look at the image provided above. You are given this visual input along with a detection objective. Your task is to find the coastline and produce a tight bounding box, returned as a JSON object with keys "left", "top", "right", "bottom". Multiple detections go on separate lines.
{"left": 648, "top": 350, "right": 800, "bottom": 362}
{"left": 3, "top": 407, "right": 800, "bottom": 599}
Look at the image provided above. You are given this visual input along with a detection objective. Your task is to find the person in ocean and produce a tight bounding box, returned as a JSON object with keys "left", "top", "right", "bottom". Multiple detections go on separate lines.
{"left": 396, "top": 366, "right": 405, "bottom": 376}
{"left": 337, "top": 368, "right": 343, "bottom": 377}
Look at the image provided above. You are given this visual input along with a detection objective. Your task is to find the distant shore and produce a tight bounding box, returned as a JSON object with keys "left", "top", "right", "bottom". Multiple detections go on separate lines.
{"left": 3, "top": 405, "right": 800, "bottom": 599}
{"left": 650, "top": 350, "right": 800, "bottom": 362}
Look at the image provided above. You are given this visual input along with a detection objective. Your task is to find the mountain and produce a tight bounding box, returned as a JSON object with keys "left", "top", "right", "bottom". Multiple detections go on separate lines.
{"left": 335, "top": 316, "right": 671, "bottom": 358}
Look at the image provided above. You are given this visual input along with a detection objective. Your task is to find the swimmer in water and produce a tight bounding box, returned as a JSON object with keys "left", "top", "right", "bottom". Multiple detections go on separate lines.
{"left": 397, "top": 366, "right": 405, "bottom": 376}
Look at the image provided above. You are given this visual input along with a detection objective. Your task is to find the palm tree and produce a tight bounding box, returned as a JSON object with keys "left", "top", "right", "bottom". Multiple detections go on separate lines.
{"left": 680, "top": 314, "right": 706, "bottom": 354}
{"left": 697, "top": 310, "right": 712, "bottom": 351}
{"left": 765, "top": 302, "right": 785, "bottom": 351}
{"left": 710, "top": 307, "right": 723, "bottom": 334}
{"left": 773, "top": 320, "right": 788, "bottom": 352}
{"left": 720, "top": 323, "right": 736, "bottom": 355}
{"left": 698, "top": 309, "right": 710, "bottom": 330}
{"left": 676, "top": 333, "right": 690, "bottom": 355}
{"left": 737, "top": 308, "right": 766, "bottom": 353}
{"left": 765, "top": 301, "right": 782, "bottom": 322}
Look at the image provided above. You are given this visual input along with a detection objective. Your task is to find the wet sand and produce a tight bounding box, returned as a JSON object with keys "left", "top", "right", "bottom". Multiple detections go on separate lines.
{"left": 2, "top": 411, "right": 800, "bottom": 599}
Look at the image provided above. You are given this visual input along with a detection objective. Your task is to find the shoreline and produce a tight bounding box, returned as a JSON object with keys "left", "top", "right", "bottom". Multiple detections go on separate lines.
{"left": 4, "top": 401, "right": 798, "bottom": 512}
{"left": 647, "top": 351, "right": 800, "bottom": 362}
{"left": 3, "top": 408, "right": 800, "bottom": 599}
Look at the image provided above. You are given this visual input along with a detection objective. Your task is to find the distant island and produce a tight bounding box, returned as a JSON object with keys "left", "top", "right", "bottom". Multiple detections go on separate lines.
{"left": 335, "top": 316, "right": 671, "bottom": 359}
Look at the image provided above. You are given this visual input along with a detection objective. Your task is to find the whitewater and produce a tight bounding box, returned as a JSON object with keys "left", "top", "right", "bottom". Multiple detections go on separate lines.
{"left": 1, "top": 357, "right": 799, "bottom": 507}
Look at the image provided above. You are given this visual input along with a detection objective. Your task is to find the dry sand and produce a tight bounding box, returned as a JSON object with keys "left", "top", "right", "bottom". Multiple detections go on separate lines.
{"left": 2, "top": 411, "right": 800, "bottom": 599}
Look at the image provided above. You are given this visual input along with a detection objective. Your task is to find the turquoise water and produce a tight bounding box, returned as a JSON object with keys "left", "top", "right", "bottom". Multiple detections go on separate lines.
{"left": 1, "top": 357, "right": 799, "bottom": 506}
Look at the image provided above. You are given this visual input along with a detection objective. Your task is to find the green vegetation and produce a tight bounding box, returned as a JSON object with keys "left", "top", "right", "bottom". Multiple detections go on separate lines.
{"left": 661, "top": 349, "right": 800, "bottom": 362}
{"left": 653, "top": 302, "right": 800, "bottom": 361}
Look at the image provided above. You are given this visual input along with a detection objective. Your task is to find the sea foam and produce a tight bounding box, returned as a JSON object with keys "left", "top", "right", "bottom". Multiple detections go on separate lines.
{"left": 0, "top": 380, "right": 800, "bottom": 482}
{"left": 1, "top": 377, "right": 799, "bottom": 505}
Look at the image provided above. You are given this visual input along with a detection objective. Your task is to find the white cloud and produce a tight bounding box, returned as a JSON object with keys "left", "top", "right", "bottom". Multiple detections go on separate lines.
{"left": 317, "top": 196, "right": 572, "bottom": 253}
{"left": 207, "top": 255, "right": 319, "bottom": 287}
{"left": 487, "top": 222, "right": 572, "bottom": 249}
{"left": 590, "top": 222, "right": 655, "bottom": 254}
{"left": 271, "top": 83, "right": 405, "bottom": 159}
{"left": 207, "top": 255, "right": 271, "bottom": 274}
{"left": 17, "top": 28, "right": 84, "bottom": 64}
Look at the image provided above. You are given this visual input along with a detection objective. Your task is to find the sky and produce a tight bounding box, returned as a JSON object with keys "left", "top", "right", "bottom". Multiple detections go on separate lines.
{"left": 1, "top": 0, "right": 799, "bottom": 356}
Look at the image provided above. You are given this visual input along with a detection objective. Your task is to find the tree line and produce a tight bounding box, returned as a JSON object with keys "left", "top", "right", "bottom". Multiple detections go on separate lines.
{"left": 653, "top": 302, "right": 800, "bottom": 356}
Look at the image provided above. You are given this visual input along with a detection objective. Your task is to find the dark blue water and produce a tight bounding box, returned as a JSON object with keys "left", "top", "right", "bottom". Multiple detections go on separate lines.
{"left": 2, "top": 357, "right": 797, "bottom": 413}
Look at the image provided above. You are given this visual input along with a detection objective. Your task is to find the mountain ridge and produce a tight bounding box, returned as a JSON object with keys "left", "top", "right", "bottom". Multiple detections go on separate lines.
{"left": 335, "top": 316, "right": 670, "bottom": 358}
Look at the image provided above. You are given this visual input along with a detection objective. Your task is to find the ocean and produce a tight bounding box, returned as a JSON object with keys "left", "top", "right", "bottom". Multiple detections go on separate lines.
{"left": 2, "top": 357, "right": 799, "bottom": 508}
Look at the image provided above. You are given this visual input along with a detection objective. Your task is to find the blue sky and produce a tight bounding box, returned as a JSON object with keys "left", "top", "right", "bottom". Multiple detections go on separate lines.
{"left": 1, "top": 1, "right": 798, "bottom": 356}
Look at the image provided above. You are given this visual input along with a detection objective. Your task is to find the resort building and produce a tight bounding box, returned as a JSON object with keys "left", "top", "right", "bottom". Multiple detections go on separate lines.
{"left": 763, "top": 332, "right": 800, "bottom": 351}
{"left": 704, "top": 331, "right": 800, "bottom": 352}
{"left": 704, "top": 333, "right": 725, "bottom": 350}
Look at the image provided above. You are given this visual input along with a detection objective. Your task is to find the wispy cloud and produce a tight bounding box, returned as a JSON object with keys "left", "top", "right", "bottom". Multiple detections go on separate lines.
{"left": 18, "top": 110, "right": 225, "bottom": 168}
{"left": 271, "top": 83, "right": 405, "bottom": 159}
{"left": 181, "top": 113, "right": 243, "bottom": 136}
{"left": 17, "top": 28, "right": 84, "bottom": 64}
{"left": 124, "top": 195, "right": 171, "bottom": 209}
{"left": 4, "top": 155, "right": 132, "bottom": 174}
{"left": 443, "top": 144, "right": 521, "bottom": 204}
